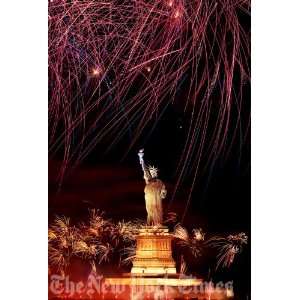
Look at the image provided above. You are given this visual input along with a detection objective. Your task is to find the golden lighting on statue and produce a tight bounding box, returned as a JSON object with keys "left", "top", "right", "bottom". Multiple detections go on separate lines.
{"left": 132, "top": 149, "right": 176, "bottom": 274}
{"left": 103, "top": 149, "right": 233, "bottom": 299}
{"left": 138, "top": 149, "right": 166, "bottom": 226}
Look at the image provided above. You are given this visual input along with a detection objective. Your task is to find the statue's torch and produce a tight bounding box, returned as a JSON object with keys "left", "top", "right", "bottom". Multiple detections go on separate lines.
{"left": 138, "top": 149, "right": 144, "bottom": 165}
{"left": 138, "top": 149, "right": 148, "bottom": 177}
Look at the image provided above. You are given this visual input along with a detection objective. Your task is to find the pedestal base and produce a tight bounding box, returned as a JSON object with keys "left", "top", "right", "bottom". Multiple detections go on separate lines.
{"left": 104, "top": 274, "right": 233, "bottom": 300}
{"left": 131, "top": 226, "right": 176, "bottom": 275}
{"left": 105, "top": 274, "right": 202, "bottom": 286}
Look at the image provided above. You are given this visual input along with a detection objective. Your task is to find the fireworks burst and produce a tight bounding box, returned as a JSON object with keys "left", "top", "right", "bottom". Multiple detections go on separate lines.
{"left": 48, "top": 216, "right": 78, "bottom": 272}
{"left": 193, "top": 228, "right": 205, "bottom": 241}
{"left": 174, "top": 224, "right": 189, "bottom": 242}
{"left": 206, "top": 232, "right": 248, "bottom": 270}
{"left": 48, "top": 211, "right": 248, "bottom": 278}
{"left": 86, "top": 209, "right": 111, "bottom": 236}
{"left": 49, "top": 0, "right": 250, "bottom": 195}
{"left": 116, "top": 219, "right": 144, "bottom": 243}
{"left": 173, "top": 224, "right": 204, "bottom": 258}
{"left": 73, "top": 239, "right": 98, "bottom": 259}
{"left": 48, "top": 211, "right": 145, "bottom": 273}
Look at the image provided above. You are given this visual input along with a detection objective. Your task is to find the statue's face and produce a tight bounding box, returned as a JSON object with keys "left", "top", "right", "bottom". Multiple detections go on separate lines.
{"left": 150, "top": 171, "right": 157, "bottom": 178}
{"left": 149, "top": 166, "right": 158, "bottom": 178}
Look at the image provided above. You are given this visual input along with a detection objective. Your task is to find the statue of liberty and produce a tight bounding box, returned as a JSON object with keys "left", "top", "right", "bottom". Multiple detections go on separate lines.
{"left": 138, "top": 149, "right": 167, "bottom": 226}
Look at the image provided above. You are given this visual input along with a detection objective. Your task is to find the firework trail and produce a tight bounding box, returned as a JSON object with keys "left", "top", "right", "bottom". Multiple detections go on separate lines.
{"left": 48, "top": 0, "right": 250, "bottom": 194}
{"left": 179, "top": 254, "right": 187, "bottom": 274}
{"left": 164, "top": 211, "right": 179, "bottom": 226}
{"left": 89, "top": 260, "right": 98, "bottom": 277}
{"left": 206, "top": 232, "right": 248, "bottom": 270}
{"left": 120, "top": 245, "right": 137, "bottom": 266}
{"left": 98, "top": 243, "right": 113, "bottom": 263}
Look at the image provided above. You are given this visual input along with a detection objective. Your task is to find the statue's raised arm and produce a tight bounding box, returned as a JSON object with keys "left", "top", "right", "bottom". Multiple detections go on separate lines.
{"left": 138, "top": 149, "right": 152, "bottom": 183}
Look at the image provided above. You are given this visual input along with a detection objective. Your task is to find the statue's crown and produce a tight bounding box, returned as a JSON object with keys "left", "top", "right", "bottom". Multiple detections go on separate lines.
{"left": 149, "top": 166, "right": 158, "bottom": 178}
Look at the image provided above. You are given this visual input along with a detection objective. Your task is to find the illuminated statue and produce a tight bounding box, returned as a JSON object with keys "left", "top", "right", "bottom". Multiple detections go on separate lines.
{"left": 138, "top": 149, "right": 167, "bottom": 226}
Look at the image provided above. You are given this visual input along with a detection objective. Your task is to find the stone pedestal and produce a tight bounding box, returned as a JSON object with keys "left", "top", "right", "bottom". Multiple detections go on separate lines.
{"left": 131, "top": 226, "right": 176, "bottom": 275}
{"left": 103, "top": 227, "right": 232, "bottom": 300}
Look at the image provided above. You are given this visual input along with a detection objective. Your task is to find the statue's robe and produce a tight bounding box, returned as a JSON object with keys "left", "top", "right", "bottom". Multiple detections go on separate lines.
{"left": 144, "top": 178, "right": 167, "bottom": 225}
